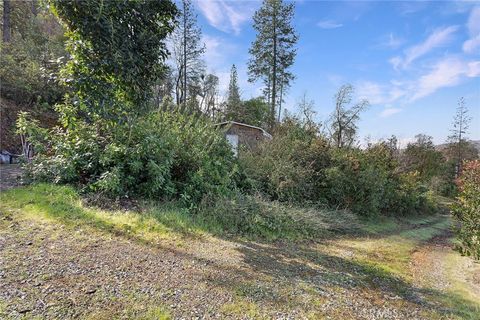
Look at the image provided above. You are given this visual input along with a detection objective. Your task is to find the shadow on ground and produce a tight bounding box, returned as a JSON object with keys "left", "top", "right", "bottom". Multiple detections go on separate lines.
{"left": 229, "top": 238, "right": 479, "bottom": 319}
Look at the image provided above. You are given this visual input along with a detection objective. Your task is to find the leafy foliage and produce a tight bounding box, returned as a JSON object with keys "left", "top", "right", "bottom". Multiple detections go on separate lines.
{"left": 9, "top": 0, "right": 458, "bottom": 238}
{"left": 402, "top": 134, "right": 445, "bottom": 181}
{"left": 241, "top": 113, "right": 434, "bottom": 217}
{"left": 23, "top": 104, "right": 237, "bottom": 207}
{"left": 20, "top": 1, "right": 238, "bottom": 208}
{"left": 241, "top": 98, "right": 270, "bottom": 128}
{"left": 324, "top": 144, "right": 433, "bottom": 217}
{"left": 50, "top": 0, "right": 177, "bottom": 122}
{"left": 0, "top": 1, "right": 66, "bottom": 105}
{"left": 451, "top": 160, "right": 480, "bottom": 260}
{"left": 15, "top": 111, "right": 50, "bottom": 159}
{"left": 241, "top": 115, "right": 329, "bottom": 203}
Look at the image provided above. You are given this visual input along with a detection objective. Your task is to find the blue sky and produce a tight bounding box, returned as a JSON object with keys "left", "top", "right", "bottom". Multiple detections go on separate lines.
{"left": 193, "top": 0, "right": 480, "bottom": 145}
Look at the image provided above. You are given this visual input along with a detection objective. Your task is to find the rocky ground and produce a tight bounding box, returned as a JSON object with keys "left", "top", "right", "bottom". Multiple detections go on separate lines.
{"left": 0, "top": 178, "right": 479, "bottom": 319}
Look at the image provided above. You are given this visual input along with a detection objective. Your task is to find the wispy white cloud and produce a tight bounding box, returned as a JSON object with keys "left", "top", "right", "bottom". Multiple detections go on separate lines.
{"left": 390, "top": 25, "right": 459, "bottom": 70}
{"left": 373, "top": 32, "right": 406, "bottom": 49}
{"left": 317, "top": 20, "right": 343, "bottom": 29}
{"left": 196, "top": 0, "right": 257, "bottom": 35}
{"left": 464, "top": 37, "right": 480, "bottom": 54}
{"left": 380, "top": 12, "right": 479, "bottom": 103}
{"left": 203, "top": 34, "right": 224, "bottom": 67}
{"left": 202, "top": 33, "right": 259, "bottom": 99}
{"left": 383, "top": 33, "right": 405, "bottom": 49}
{"left": 396, "top": 1, "right": 429, "bottom": 15}
{"left": 388, "top": 56, "right": 402, "bottom": 71}
{"left": 326, "top": 73, "right": 344, "bottom": 86}
{"left": 357, "top": 81, "right": 406, "bottom": 105}
{"left": 411, "top": 57, "right": 480, "bottom": 101}
{"left": 463, "top": 6, "right": 480, "bottom": 54}
{"left": 380, "top": 108, "right": 402, "bottom": 118}
{"left": 202, "top": 34, "right": 235, "bottom": 93}
{"left": 357, "top": 56, "right": 479, "bottom": 107}
{"left": 357, "top": 81, "right": 384, "bottom": 104}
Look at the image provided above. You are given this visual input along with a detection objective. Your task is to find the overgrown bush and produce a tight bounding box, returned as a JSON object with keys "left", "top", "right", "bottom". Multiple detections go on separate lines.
{"left": 20, "top": 102, "right": 237, "bottom": 208}
{"left": 16, "top": 0, "right": 231, "bottom": 208}
{"left": 241, "top": 119, "right": 434, "bottom": 217}
{"left": 240, "top": 116, "right": 330, "bottom": 203}
{"left": 323, "top": 145, "right": 433, "bottom": 217}
{"left": 199, "top": 192, "right": 355, "bottom": 240}
{"left": 323, "top": 148, "right": 387, "bottom": 216}
{"left": 451, "top": 160, "right": 480, "bottom": 259}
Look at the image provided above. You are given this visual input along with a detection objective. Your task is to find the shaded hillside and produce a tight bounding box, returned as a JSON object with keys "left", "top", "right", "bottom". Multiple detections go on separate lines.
{"left": 436, "top": 140, "right": 480, "bottom": 153}
{"left": 471, "top": 140, "right": 480, "bottom": 152}
{"left": 0, "top": 98, "right": 57, "bottom": 154}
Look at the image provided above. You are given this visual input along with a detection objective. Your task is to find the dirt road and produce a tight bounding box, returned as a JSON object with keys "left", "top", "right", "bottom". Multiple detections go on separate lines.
{"left": 0, "top": 185, "right": 479, "bottom": 319}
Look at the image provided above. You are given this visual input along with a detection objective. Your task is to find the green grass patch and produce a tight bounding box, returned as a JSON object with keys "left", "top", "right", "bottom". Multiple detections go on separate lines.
{"left": 359, "top": 214, "right": 447, "bottom": 236}
{"left": 221, "top": 299, "right": 263, "bottom": 318}
{"left": 331, "top": 213, "right": 480, "bottom": 319}
{"left": 340, "top": 216, "right": 451, "bottom": 279}
{"left": 439, "top": 251, "right": 480, "bottom": 319}
{"left": 84, "top": 290, "right": 172, "bottom": 320}
{"left": 0, "top": 183, "right": 211, "bottom": 244}
{"left": 0, "top": 183, "right": 361, "bottom": 242}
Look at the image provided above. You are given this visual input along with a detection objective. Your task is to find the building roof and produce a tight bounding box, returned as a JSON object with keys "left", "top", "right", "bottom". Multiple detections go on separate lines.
{"left": 214, "top": 121, "right": 272, "bottom": 139}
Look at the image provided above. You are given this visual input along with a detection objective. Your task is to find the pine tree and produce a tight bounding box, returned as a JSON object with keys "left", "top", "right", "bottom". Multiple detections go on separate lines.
{"left": 448, "top": 97, "right": 472, "bottom": 177}
{"left": 225, "top": 64, "right": 242, "bottom": 120}
{"left": 171, "top": 0, "right": 205, "bottom": 106}
{"left": 248, "top": 0, "right": 298, "bottom": 130}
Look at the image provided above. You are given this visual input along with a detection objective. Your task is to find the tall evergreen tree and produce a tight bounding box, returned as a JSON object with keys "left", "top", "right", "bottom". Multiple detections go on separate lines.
{"left": 248, "top": 0, "right": 298, "bottom": 130}
{"left": 448, "top": 97, "right": 473, "bottom": 177}
{"left": 171, "top": 0, "right": 205, "bottom": 106}
{"left": 225, "top": 64, "right": 242, "bottom": 120}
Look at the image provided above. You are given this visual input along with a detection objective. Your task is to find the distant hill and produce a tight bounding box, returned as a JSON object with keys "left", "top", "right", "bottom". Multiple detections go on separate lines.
{"left": 471, "top": 140, "right": 480, "bottom": 152}
{"left": 436, "top": 140, "right": 480, "bottom": 152}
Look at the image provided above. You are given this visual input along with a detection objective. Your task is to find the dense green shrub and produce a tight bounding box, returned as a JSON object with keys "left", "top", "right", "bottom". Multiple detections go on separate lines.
{"left": 49, "top": 0, "right": 177, "bottom": 122}
{"left": 240, "top": 116, "right": 330, "bottom": 203}
{"left": 451, "top": 160, "right": 480, "bottom": 259}
{"left": 16, "top": 0, "right": 232, "bottom": 208}
{"left": 323, "top": 144, "right": 433, "bottom": 217}
{"left": 0, "top": 3, "right": 66, "bottom": 106}
{"left": 20, "top": 103, "right": 237, "bottom": 207}
{"left": 323, "top": 148, "right": 385, "bottom": 216}
{"left": 242, "top": 121, "right": 433, "bottom": 217}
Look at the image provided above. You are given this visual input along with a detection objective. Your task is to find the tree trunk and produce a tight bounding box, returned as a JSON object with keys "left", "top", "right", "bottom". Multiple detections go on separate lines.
{"left": 175, "top": 68, "right": 182, "bottom": 105}
{"left": 182, "top": 0, "right": 187, "bottom": 106}
{"left": 456, "top": 114, "right": 463, "bottom": 178}
{"left": 31, "top": 0, "right": 38, "bottom": 16}
{"left": 278, "top": 78, "right": 283, "bottom": 122}
{"left": 3, "top": 0, "right": 11, "bottom": 43}
{"left": 270, "top": 7, "right": 277, "bottom": 131}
